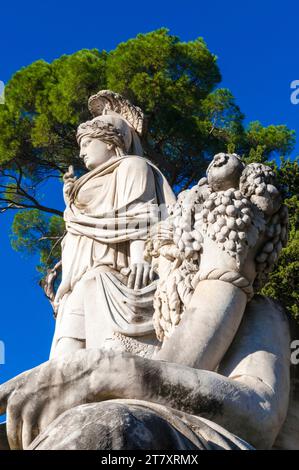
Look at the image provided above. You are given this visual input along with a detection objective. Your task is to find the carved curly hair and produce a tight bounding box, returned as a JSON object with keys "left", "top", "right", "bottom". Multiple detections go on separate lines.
{"left": 76, "top": 119, "right": 126, "bottom": 154}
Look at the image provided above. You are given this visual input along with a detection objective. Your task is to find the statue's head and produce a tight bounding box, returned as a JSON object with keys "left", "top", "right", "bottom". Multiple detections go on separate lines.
{"left": 207, "top": 153, "right": 244, "bottom": 191}
{"left": 76, "top": 90, "right": 145, "bottom": 170}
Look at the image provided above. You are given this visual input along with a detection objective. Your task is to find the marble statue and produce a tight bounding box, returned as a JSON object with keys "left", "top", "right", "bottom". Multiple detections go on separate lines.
{"left": 147, "top": 153, "right": 288, "bottom": 364}
{"left": 0, "top": 92, "right": 296, "bottom": 451}
{"left": 50, "top": 90, "right": 176, "bottom": 358}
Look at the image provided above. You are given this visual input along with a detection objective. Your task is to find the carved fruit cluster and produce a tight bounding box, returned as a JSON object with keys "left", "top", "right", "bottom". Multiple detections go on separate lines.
{"left": 239, "top": 163, "right": 277, "bottom": 198}
{"left": 194, "top": 189, "right": 261, "bottom": 265}
{"left": 171, "top": 179, "right": 208, "bottom": 259}
{"left": 255, "top": 205, "right": 288, "bottom": 277}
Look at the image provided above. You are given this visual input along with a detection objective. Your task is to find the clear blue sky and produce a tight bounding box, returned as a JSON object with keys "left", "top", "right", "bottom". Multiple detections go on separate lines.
{"left": 0, "top": 0, "right": 298, "bottom": 385}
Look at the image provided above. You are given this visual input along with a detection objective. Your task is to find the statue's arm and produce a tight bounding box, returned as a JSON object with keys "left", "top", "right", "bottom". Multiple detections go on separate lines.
{"left": 0, "top": 295, "right": 290, "bottom": 451}
{"left": 155, "top": 279, "right": 248, "bottom": 370}
{"left": 0, "top": 344, "right": 283, "bottom": 450}
{"left": 117, "top": 158, "right": 157, "bottom": 289}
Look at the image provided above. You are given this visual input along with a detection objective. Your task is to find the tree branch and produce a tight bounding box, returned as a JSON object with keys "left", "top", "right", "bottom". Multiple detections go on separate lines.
{"left": 0, "top": 164, "right": 64, "bottom": 216}
{"left": 0, "top": 197, "right": 63, "bottom": 216}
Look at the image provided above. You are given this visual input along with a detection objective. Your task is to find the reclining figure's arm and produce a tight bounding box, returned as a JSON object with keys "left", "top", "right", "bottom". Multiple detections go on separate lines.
{"left": 0, "top": 297, "right": 290, "bottom": 451}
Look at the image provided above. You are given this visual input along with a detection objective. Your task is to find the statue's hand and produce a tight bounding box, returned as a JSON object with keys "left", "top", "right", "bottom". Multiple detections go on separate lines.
{"left": 126, "top": 262, "right": 155, "bottom": 290}
{"left": 128, "top": 240, "right": 155, "bottom": 289}
{"left": 63, "top": 165, "right": 76, "bottom": 204}
{"left": 0, "top": 353, "right": 91, "bottom": 450}
{"left": 0, "top": 366, "right": 48, "bottom": 450}
{"left": 0, "top": 350, "right": 136, "bottom": 450}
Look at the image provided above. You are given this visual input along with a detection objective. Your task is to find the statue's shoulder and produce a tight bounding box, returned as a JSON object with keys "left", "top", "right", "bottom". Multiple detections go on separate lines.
{"left": 118, "top": 156, "right": 151, "bottom": 173}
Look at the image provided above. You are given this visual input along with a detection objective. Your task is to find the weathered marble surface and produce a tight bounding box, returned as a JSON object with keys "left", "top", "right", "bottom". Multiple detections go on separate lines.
{"left": 0, "top": 296, "right": 292, "bottom": 450}
{"left": 273, "top": 317, "right": 299, "bottom": 450}
{"left": 28, "top": 401, "right": 253, "bottom": 450}
{"left": 274, "top": 378, "right": 299, "bottom": 450}
{"left": 0, "top": 91, "right": 296, "bottom": 451}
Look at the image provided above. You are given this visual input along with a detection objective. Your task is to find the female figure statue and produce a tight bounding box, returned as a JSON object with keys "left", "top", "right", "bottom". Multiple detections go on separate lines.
{"left": 50, "top": 90, "right": 175, "bottom": 358}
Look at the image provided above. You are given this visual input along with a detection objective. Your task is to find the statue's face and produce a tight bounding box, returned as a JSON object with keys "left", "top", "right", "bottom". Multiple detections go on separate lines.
{"left": 79, "top": 137, "right": 114, "bottom": 170}
{"left": 207, "top": 153, "right": 244, "bottom": 191}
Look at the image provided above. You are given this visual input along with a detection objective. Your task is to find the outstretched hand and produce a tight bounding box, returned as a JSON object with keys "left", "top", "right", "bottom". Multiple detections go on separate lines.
{"left": 0, "top": 355, "right": 87, "bottom": 450}
{"left": 0, "top": 367, "right": 40, "bottom": 450}
{"left": 0, "top": 350, "right": 134, "bottom": 450}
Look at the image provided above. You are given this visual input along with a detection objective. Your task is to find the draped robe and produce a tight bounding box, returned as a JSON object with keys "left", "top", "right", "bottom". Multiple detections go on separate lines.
{"left": 50, "top": 156, "right": 176, "bottom": 355}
